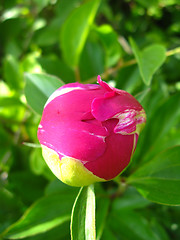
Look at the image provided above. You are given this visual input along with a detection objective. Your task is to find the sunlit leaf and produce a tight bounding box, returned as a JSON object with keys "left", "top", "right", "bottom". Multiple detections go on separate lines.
{"left": 60, "top": 0, "right": 100, "bottom": 68}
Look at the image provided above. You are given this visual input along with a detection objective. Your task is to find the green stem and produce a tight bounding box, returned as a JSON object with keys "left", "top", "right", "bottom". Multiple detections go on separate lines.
{"left": 85, "top": 45, "right": 180, "bottom": 84}
{"left": 166, "top": 46, "right": 180, "bottom": 57}
{"left": 111, "top": 177, "right": 128, "bottom": 199}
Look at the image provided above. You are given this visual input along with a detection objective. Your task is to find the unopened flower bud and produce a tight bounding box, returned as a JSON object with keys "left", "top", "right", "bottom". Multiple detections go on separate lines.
{"left": 38, "top": 76, "right": 146, "bottom": 187}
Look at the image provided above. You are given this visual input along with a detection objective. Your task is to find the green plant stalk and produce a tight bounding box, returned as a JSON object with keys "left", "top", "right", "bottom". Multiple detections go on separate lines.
{"left": 85, "top": 46, "right": 180, "bottom": 84}
{"left": 112, "top": 177, "right": 128, "bottom": 199}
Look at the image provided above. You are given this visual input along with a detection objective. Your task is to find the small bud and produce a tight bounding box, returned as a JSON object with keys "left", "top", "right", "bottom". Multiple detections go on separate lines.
{"left": 38, "top": 76, "right": 146, "bottom": 187}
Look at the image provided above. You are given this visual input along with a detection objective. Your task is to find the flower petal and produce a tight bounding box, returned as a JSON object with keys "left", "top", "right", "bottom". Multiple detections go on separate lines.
{"left": 92, "top": 93, "right": 142, "bottom": 121}
{"left": 84, "top": 119, "right": 136, "bottom": 180}
{"left": 45, "top": 82, "right": 100, "bottom": 107}
{"left": 38, "top": 87, "right": 109, "bottom": 162}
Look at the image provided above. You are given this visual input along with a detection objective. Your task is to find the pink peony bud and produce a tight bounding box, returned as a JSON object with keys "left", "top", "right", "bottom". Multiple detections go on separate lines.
{"left": 37, "top": 76, "right": 146, "bottom": 187}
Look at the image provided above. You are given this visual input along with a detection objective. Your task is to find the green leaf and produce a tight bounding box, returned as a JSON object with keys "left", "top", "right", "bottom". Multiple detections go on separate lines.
{"left": 138, "top": 92, "right": 180, "bottom": 163}
{"left": 8, "top": 172, "right": 47, "bottom": 205}
{"left": 96, "top": 197, "right": 110, "bottom": 240}
{"left": 35, "top": 0, "right": 81, "bottom": 46}
{"left": 3, "top": 192, "right": 76, "bottom": 239}
{"left": 37, "top": 57, "right": 75, "bottom": 83}
{"left": 71, "top": 185, "right": 96, "bottom": 240}
{"left": 112, "top": 186, "right": 150, "bottom": 211}
{"left": 109, "top": 210, "right": 160, "bottom": 240}
{"left": 130, "top": 38, "right": 166, "bottom": 85}
{"left": 23, "top": 221, "right": 70, "bottom": 240}
{"left": 150, "top": 219, "right": 170, "bottom": 240}
{"left": 95, "top": 24, "right": 121, "bottom": 67}
{"left": 128, "top": 146, "right": 180, "bottom": 205}
{"left": 24, "top": 73, "right": 64, "bottom": 115}
{"left": 101, "top": 227, "right": 117, "bottom": 240}
{"left": 115, "top": 65, "right": 141, "bottom": 94}
{"left": 79, "top": 40, "right": 104, "bottom": 81}
{"left": 3, "top": 54, "right": 23, "bottom": 90}
{"left": 60, "top": 0, "right": 100, "bottom": 68}
{"left": 45, "top": 179, "right": 79, "bottom": 196}
{"left": 134, "top": 88, "right": 151, "bottom": 103}
{"left": 0, "top": 188, "right": 23, "bottom": 234}
{"left": 29, "top": 148, "right": 55, "bottom": 181}
{"left": 0, "top": 96, "right": 24, "bottom": 108}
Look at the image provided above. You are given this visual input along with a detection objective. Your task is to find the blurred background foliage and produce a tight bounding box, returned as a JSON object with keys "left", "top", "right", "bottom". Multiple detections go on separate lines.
{"left": 0, "top": 0, "right": 180, "bottom": 239}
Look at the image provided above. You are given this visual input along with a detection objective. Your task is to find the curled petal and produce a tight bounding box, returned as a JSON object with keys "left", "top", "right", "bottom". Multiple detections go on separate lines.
{"left": 114, "top": 109, "right": 146, "bottom": 135}
{"left": 91, "top": 93, "right": 142, "bottom": 120}
{"left": 97, "top": 75, "right": 128, "bottom": 95}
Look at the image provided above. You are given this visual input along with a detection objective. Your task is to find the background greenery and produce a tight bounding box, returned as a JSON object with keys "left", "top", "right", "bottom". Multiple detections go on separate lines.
{"left": 0, "top": 0, "right": 180, "bottom": 239}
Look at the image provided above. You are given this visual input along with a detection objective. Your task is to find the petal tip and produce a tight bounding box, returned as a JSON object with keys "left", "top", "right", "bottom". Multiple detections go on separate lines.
{"left": 97, "top": 75, "right": 102, "bottom": 84}
{"left": 97, "top": 75, "right": 113, "bottom": 92}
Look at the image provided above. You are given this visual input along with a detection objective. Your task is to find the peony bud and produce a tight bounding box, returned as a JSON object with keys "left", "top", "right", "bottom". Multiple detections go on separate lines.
{"left": 37, "top": 76, "right": 146, "bottom": 187}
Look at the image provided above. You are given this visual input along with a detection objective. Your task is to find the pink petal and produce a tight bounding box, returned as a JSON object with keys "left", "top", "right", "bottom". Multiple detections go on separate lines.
{"left": 92, "top": 93, "right": 142, "bottom": 122}
{"left": 97, "top": 75, "right": 129, "bottom": 95}
{"left": 45, "top": 82, "right": 101, "bottom": 107}
{"left": 84, "top": 119, "right": 136, "bottom": 180}
{"left": 38, "top": 87, "right": 108, "bottom": 162}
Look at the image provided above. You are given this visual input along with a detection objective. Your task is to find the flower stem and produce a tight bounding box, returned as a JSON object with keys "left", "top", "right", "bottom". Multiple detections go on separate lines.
{"left": 110, "top": 177, "right": 128, "bottom": 199}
